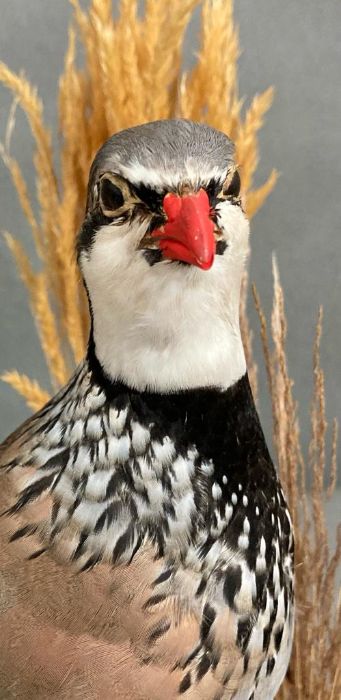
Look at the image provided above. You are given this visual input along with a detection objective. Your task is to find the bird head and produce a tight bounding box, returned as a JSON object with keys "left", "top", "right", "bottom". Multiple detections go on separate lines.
{"left": 78, "top": 119, "right": 250, "bottom": 392}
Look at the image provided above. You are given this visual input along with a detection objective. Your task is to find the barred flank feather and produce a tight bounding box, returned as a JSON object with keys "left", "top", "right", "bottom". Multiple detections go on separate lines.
{"left": 0, "top": 1, "right": 339, "bottom": 697}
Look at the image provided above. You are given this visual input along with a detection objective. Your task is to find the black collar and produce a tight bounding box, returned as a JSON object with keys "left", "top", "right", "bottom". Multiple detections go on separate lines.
{"left": 87, "top": 332, "right": 275, "bottom": 490}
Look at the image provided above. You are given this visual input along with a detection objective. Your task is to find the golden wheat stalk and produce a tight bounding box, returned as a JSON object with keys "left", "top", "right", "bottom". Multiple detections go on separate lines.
{"left": 1, "top": 372, "right": 50, "bottom": 412}
{"left": 0, "top": 1, "right": 339, "bottom": 697}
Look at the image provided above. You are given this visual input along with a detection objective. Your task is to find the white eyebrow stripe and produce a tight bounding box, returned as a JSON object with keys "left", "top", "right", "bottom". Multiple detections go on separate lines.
{"left": 115, "top": 158, "right": 227, "bottom": 191}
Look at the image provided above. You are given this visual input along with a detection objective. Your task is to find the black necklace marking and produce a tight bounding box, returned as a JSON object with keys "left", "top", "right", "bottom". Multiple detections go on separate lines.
{"left": 88, "top": 333, "right": 269, "bottom": 464}
{"left": 86, "top": 335, "right": 293, "bottom": 576}
{"left": 87, "top": 333, "right": 272, "bottom": 475}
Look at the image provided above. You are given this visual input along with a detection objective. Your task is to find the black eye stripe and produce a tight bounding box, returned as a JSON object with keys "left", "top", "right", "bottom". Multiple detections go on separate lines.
{"left": 98, "top": 174, "right": 241, "bottom": 218}
{"left": 145, "top": 214, "right": 166, "bottom": 234}
{"left": 223, "top": 170, "right": 241, "bottom": 198}
{"left": 206, "top": 178, "right": 222, "bottom": 200}
{"left": 131, "top": 184, "right": 165, "bottom": 213}
{"left": 100, "top": 178, "right": 124, "bottom": 210}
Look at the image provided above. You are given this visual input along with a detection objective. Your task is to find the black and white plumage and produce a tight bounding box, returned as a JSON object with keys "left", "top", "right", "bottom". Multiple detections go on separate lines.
{"left": 0, "top": 119, "right": 294, "bottom": 699}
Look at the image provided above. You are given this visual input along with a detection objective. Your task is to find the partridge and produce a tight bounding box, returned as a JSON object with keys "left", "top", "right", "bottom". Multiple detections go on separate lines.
{"left": 0, "top": 119, "right": 294, "bottom": 699}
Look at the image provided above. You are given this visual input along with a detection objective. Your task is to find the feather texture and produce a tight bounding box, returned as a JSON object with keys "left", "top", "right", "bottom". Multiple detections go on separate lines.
{"left": 0, "top": 358, "right": 294, "bottom": 699}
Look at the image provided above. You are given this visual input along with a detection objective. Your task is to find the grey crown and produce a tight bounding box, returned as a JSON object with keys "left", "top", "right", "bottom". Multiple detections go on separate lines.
{"left": 87, "top": 119, "right": 235, "bottom": 204}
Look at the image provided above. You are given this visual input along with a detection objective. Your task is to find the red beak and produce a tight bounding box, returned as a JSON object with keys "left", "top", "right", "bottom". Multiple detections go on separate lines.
{"left": 151, "top": 189, "right": 215, "bottom": 270}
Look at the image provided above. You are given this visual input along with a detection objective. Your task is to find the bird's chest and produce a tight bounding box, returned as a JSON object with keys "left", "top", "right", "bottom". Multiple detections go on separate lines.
{"left": 4, "top": 371, "right": 295, "bottom": 699}
{"left": 51, "top": 400, "right": 294, "bottom": 684}
{"left": 20, "top": 375, "right": 294, "bottom": 592}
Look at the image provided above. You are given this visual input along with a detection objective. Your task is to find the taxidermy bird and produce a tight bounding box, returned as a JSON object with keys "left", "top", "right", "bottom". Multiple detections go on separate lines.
{"left": 0, "top": 120, "right": 294, "bottom": 699}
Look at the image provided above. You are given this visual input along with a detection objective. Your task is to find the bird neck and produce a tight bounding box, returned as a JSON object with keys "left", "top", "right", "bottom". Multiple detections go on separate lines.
{"left": 87, "top": 344, "right": 270, "bottom": 485}
{"left": 87, "top": 267, "right": 246, "bottom": 393}
{"left": 82, "top": 350, "right": 277, "bottom": 565}
{"left": 7, "top": 357, "right": 279, "bottom": 572}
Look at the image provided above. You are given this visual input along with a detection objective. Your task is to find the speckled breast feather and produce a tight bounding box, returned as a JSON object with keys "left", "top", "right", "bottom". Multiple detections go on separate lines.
{"left": 0, "top": 355, "right": 294, "bottom": 699}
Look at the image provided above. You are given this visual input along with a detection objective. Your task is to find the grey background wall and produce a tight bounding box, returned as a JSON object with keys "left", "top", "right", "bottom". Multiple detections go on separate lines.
{"left": 0, "top": 1, "right": 340, "bottom": 483}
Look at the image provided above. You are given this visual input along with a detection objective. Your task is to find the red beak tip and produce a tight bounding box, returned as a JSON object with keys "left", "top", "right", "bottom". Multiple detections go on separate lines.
{"left": 198, "top": 257, "right": 214, "bottom": 271}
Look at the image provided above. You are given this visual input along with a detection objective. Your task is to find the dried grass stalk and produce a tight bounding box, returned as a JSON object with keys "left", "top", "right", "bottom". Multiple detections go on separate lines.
{"left": 0, "top": 146, "right": 43, "bottom": 258}
{"left": 255, "top": 262, "right": 340, "bottom": 699}
{"left": 0, "top": 1, "right": 339, "bottom": 697}
{"left": 1, "top": 371, "right": 50, "bottom": 412}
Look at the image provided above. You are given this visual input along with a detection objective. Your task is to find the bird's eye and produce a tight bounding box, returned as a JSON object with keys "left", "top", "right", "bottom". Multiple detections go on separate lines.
{"left": 223, "top": 170, "right": 241, "bottom": 198}
{"left": 99, "top": 176, "right": 125, "bottom": 214}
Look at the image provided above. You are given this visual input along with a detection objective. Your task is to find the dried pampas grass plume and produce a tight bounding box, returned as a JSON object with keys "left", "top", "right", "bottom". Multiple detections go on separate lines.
{"left": 254, "top": 263, "right": 340, "bottom": 698}
{"left": 0, "top": 1, "right": 339, "bottom": 697}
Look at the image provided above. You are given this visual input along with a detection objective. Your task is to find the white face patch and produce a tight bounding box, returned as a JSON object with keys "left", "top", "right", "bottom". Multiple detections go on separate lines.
{"left": 80, "top": 198, "right": 249, "bottom": 392}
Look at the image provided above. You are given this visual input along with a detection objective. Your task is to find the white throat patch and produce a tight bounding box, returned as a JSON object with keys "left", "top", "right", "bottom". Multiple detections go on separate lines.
{"left": 80, "top": 202, "right": 249, "bottom": 392}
